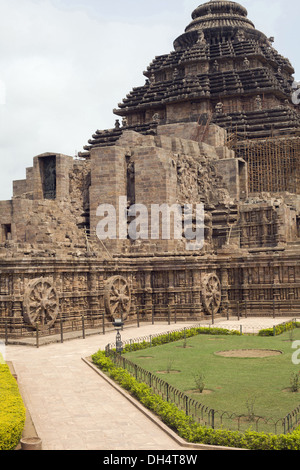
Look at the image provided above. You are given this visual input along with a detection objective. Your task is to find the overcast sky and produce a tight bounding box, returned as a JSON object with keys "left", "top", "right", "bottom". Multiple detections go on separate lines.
{"left": 0, "top": 0, "right": 299, "bottom": 201}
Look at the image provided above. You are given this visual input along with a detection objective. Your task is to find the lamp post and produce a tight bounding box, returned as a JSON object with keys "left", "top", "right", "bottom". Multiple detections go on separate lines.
{"left": 113, "top": 318, "right": 124, "bottom": 353}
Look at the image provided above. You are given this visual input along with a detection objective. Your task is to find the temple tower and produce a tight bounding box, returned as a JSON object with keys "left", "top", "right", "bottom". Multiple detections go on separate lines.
{"left": 83, "top": 0, "right": 300, "bottom": 195}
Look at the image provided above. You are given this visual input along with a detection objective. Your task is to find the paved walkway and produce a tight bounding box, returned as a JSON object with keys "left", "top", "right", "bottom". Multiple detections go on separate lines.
{"left": 5, "top": 317, "right": 294, "bottom": 451}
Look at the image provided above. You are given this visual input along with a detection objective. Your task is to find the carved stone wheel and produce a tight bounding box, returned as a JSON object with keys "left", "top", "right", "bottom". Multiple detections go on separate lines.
{"left": 23, "top": 278, "right": 59, "bottom": 330}
{"left": 202, "top": 273, "right": 222, "bottom": 316}
{"left": 104, "top": 276, "right": 131, "bottom": 321}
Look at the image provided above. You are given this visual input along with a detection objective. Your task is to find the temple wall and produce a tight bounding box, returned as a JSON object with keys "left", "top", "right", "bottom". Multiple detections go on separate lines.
{"left": 0, "top": 253, "right": 299, "bottom": 336}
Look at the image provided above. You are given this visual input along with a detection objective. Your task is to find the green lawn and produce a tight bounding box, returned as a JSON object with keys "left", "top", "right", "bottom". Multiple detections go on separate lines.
{"left": 125, "top": 329, "right": 300, "bottom": 431}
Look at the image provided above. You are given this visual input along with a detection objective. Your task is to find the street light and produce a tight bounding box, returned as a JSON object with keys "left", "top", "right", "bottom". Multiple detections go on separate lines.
{"left": 113, "top": 318, "right": 124, "bottom": 353}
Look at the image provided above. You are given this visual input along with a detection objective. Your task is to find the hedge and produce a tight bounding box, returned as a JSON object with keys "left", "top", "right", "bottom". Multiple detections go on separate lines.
{"left": 0, "top": 364, "right": 26, "bottom": 450}
{"left": 92, "top": 350, "right": 300, "bottom": 451}
{"left": 258, "top": 321, "right": 300, "bottom": 337}
{"left": 122, "top": 326, "right": 240, "bottom": 353}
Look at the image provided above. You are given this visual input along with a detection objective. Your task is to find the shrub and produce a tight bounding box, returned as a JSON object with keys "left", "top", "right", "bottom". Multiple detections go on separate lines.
{"left": 121, "top": 326, "right": 240, "bottom": 354}
{"left": 0, "top": 364, "right": 26, "bottom": 450}
{"left": 193, "top": 372, "right": 205, "bottom": 393}
{"left": 258, "top": 321, "right": 300, "bottom": 337}
{"left": 290, "top": 372, "right": 300, "bottom": 392}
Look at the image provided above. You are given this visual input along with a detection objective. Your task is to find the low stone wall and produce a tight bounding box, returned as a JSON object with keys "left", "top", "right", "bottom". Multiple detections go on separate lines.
{"left": 0, "top": 250, "right": 299, "bottom": 337}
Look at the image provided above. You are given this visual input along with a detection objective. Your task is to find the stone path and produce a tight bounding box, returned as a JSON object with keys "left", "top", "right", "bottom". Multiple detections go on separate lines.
{"left": 5, "top": 317, "right": 296, "bottom": 451}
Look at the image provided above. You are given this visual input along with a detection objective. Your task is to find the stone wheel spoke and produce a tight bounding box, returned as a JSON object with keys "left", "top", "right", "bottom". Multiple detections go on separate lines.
{"left": 202, "top": 274, "right": 221, "bottom": 315}
{"left": 24, "top": 278, "right": 59, "bottom": 330}
{"left": 104, "top": 276, "right": 131, "bottom": 321}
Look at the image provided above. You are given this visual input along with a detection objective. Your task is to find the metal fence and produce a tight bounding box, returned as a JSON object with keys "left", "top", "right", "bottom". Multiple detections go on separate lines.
{"left": 0, "top": 313, "right": 106, "bottom": 347}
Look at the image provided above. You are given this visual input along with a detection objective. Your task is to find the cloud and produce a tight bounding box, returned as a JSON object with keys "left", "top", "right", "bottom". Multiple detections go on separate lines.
{"left": 0, "top": 0, "right": 179, "bottom": 200}
{"left": 0, "top": 80, "right": 5, "bottom": 105}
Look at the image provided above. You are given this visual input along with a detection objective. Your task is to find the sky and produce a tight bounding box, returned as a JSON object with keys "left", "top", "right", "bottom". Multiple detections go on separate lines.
{"left": 0, "top": 0, "right": 299, "bottom": 201}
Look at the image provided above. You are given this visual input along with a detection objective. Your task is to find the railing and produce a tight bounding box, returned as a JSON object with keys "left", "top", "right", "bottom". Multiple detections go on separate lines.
{"left": 226, "top": 298, "right": 300, "bottom": 320}
{"left": 0, "top": 305, "right": 199, "bottom": 347}
{"left": 0, "top": 313, "right": 107, "bottom": 348}
{"left": 108, "top": 350, "right": 216, "bottom": 429}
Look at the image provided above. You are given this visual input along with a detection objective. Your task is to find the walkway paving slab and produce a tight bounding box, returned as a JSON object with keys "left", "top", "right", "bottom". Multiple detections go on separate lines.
{"left": 5, "top": 318, "right": 295, "bottom": 451}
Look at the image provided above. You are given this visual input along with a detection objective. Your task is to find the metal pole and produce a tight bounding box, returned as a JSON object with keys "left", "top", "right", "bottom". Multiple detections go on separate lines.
{"left": 60, "top": 318, "right": 63, "bottom": 343}
{"left": 5, "top": 320, "right": 8, "bottom": 346}
{"left": 168, "top": 306, "right": 171, "bottom": 325}
{"left": 36, "top": 322, "right": 39, "bottom": 348}
{"left": 211, "top": 409, "right": 215, "bottom": 429}
{"left": 137, "top": 307, "right": 140, "bottom": 328}
{"left": 82, "top": 315, "right": 85, "bottom": 339}
{"left": 185, "top": 395, "right": 188, "bottom": 415}
{"left": 102, "top": 313, "right": 105, "bottom": 335}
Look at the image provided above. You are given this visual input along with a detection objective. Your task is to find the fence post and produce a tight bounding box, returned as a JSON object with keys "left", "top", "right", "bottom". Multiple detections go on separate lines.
{"left": 5, "top": 320, "right": 8, "bottom": 346}
{"left": 102, "top": 313, "right": 105, "bottom": 335}
{"left": 137, "top": 308, "right": 140, "bottom": 328}
{"left": 283, "top": 416, "right": 286, "bottom": 434}
{"left": 82, "top": 315, "right": 85, "bottom": 339}
{"left": 60, "top": 318, "right": 64, "bottom": 343}
{"left": 168, "top": 306, "right": 171, "bottom": 325}
{"left": 152, "top": 305, "right": 154, "bottom": 325}
{"left": 36, "top": 322, "right": 39, "bottom": 348}
{"left": 211, "top": 409, "right": 215, "bottom": 429}
{"left": 185, "top": 395, "right": 188, "bottom": 415}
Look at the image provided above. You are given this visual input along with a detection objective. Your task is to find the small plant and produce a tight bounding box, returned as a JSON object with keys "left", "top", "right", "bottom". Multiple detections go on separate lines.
{"left": 290, "top": 372, "right": 300, "bottom": 392}
{"left": 288, "top": 327, "right": 295, "bottom": 342}
{"left": 193, "top": 372, "right": 205, "bottom": 394}
{"left": 245, "top": 395, "right": 257, "bottom": 422}
{"left": 166, "top": 357, "right": 174, "bottom": 374}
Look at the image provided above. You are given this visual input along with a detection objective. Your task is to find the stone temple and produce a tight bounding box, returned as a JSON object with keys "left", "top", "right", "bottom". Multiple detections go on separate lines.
{"left": 0, "top": 0, "right": 300, "bottom": 336}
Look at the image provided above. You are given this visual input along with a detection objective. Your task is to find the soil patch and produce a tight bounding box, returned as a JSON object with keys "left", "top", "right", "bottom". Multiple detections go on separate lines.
{"left": 156, "top": 370, "right": 181, "bottom": 374}
{"left": 185, "top": 389, "right": 213, "bottom": 395}
{"left": 282, "top": 387, "right": 300, "bottom": 393}
{"left": 215, "top": 349, "right": 283, "bottom": 358}
{"left": 137, "top": 356, "right": 154, "bottom": 359}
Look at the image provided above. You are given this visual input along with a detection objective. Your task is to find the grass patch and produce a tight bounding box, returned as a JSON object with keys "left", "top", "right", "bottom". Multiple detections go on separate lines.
{"left": 124, "top": 329, "right": 300, "bottom": 425}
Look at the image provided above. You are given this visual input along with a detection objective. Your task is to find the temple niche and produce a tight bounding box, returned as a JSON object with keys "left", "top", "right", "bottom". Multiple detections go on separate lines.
{"left": 0, "top": 0, "right": 300, "bottom": 337}
{"left": 41, "top": 156, "right": 56, "bottom": 200}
